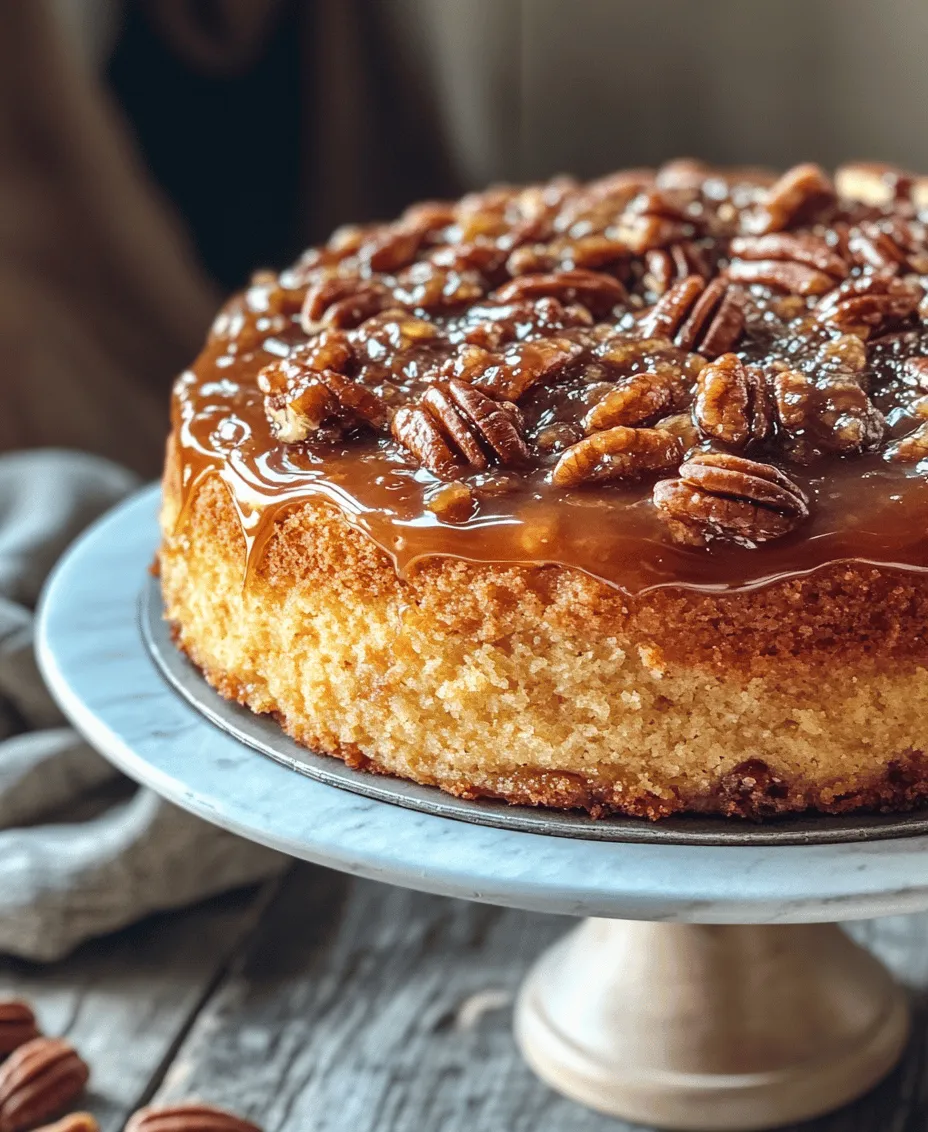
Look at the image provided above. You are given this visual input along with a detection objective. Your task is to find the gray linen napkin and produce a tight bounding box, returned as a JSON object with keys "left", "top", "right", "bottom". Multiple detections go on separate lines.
{"left": 0, "top": 449, "right": 285, "bottom": 961}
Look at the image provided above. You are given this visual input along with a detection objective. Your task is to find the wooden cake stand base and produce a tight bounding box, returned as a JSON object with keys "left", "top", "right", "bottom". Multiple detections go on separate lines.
{"left": 516, "top": 919, "right": 909, "bottom": 1130}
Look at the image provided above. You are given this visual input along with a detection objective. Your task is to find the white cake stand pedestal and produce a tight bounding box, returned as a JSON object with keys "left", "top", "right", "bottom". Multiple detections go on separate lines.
{"left": 36, "top": 488, "right": 928, "bottom": 1130}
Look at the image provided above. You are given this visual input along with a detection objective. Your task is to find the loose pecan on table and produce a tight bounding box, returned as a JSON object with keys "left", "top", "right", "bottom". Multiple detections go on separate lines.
{"left": 637, "top": 275, "right": 745, "bottom": 358}
{"left": 0, "top": 1038, "right": 89, "bottom": 1132}
{"left": 391, "top": 379, "right": 528, "bottom": 479}
{"left": 125, "top": 1103, "right": 262, "bottom": 1132}
{"left": 551, "top": 427, "right": 682, "bottom": 487}
{"left": 653, "top": 453, "right": 809, "bottom": 546}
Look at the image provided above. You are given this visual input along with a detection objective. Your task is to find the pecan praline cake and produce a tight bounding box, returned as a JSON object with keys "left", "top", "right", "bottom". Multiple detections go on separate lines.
{"left": 161, "top": 159, "right": 928, "bottom": 820}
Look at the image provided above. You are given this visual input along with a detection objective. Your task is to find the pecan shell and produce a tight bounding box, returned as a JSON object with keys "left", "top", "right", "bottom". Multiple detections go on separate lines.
{"left": 0, "top": 1004, "right": 40, "bottom": 1058}
{"left": 124, "top": 1103, "right": 262, "bottom": 1132}
{"left": 653, "top": 453, "right": 809, "bottom": 547}
{"left": 0, "top": 1039, "right": 89, "bottom": 1132}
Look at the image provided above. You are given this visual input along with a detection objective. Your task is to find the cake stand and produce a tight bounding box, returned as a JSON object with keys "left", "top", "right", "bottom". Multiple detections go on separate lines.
{"left": 35, "top": 486, "right": 928, "bottom": 1130}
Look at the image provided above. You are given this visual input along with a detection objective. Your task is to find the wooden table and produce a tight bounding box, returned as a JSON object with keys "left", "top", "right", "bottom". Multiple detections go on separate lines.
{"left": 2, "top": 864, "right": 927, "bottom": 1131}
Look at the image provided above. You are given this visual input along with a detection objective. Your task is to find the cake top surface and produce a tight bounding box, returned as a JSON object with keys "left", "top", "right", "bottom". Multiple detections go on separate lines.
{"left": 174, "top": 159, "right": 928, "bottom": 592}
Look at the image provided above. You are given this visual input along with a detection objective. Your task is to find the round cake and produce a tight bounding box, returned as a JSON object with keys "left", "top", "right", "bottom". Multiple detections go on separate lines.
{"left": 160, "top": 159, "right": 928, "bottom": 819}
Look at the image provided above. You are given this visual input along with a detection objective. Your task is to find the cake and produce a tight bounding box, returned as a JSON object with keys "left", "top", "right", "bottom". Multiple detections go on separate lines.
{"left": 160, "top": 159, "right": 928, "bottom": 820}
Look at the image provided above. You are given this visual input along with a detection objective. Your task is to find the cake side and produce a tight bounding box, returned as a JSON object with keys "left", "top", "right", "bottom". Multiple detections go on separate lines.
{"left": 161, "top": 459, "right": 928, "bottom": 819}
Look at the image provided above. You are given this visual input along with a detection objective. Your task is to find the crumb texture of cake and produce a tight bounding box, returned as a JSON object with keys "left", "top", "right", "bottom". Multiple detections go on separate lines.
{"left": 161, "top": 160, "right": 928, "bottom": 819}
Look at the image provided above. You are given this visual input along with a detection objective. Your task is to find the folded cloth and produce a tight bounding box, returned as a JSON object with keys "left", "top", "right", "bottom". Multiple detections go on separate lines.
{"left": 0, "top": 449, "right": 285, "bottom": 961}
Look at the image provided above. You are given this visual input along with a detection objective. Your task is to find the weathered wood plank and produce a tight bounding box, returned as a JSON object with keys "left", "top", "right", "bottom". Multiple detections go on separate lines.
{"left": 142, "top": 864, "right": 928, "bottom": 1131}
{"left": 0, "top": 878, "right": 282, "bottom": 1132}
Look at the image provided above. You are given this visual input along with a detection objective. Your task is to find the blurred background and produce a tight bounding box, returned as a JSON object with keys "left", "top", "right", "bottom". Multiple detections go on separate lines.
{"left": 6, "top": 0, "right": 928, "bottom": 475}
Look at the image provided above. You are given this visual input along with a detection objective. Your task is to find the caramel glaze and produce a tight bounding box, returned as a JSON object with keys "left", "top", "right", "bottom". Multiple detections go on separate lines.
{"left": 171, "top": 160, "right": 928, "bottom": 596}
{"left": 174, "top": 293, "right": 928, "bottom": 596}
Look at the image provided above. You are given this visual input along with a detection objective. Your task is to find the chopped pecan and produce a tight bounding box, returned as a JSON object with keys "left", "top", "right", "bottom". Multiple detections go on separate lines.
{"left": 653, "top": 452, "right": 809, "bottom": 547}
{"left": 359, "top": 223, "right": 427, "bottom": 273}
{"left": 0, "top": 1038, "right": 88, "bottom": 1132}
{"left": 426, "top": 481, "right": 477, "bottom": 522}
{"left": 125, "top": 1103, "right": 262, "bottom": 1132}
{"left": 259, "top": 357, "right": 388, "bottom": 442}
{"left": 742, "top": 163, "right": 836, "bottom": 235}
{"left": 835, "top": 162, "right": 914, "bottom": 207}
{"left": 905, "top": 357, "right": 928, "bottom": 389}
{"left": 693, "top": 354, "right": 772, "bottom": 446}
{"left": 0, "top": 1004, "right": 39, "bottom": 1058}
{"left": 551, "top": 426, "right": 682, "bottom": 487}
{"left": 460, "top": 338, "right": 583, "bottom": 400}
{"left": 391, "top": 379, "right": 528, "bottom": 479}
{"left": 815, "top": 274, "right": 921, "bottom": 338}
{"left": 638, "top": 275, "right": 745, "bottom": 358}
{"left": 583, "top": 372, "right": 674, "bottom": 431}
{"left": 772, "top": 369, "right": 885, "bottom": 459}
{"left": 493, "top": 269, "right": 626, "bottom": 314}
{"left": 885, "top": 421, "right": 928, "bottom": 463}
{"left": 392, "top": 262, "right": 485, "bottom": 310}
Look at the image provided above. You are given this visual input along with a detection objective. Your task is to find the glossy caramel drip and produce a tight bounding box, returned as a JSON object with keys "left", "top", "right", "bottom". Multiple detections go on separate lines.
{"left": 175, "top": 337, "right": 928, "bottom": 594}
{"left": 173, "top": 164, "right": 928, "bottom": 594}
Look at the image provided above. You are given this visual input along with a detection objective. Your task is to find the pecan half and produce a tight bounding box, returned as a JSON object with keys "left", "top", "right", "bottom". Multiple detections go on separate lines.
{"left": 643, "top": 242, "right": 711, "bottom": 295}
{"left": 848, "top": 218, "right": 928, "bottom": 276}
{"left": 259, "top": 357, "right": 388, "bottom": 443}
{"left": 772, "top": 369, "right": 885, "bottom": 460}
{"left": 125, "top": 1103, "right": 262, "bottom": 1132}
{"left": 653, "top": 453, "right": 809, "bottom": 547}
{"left": 461, "top": 338, "right": 583, "bottom": 400}
{"left": 583, "top": 371, "right": 674, "bottom": 431}
{"left": 885, "top": 421, "right": 928, "bottom": 463}
{"left": 300, "top": 276, "right": 390, "bottom": 333}
{"left": 0, "top": 1004, "right": 39, "bottom": 1058}
{"left": 0, "top": 1039, "right": 89, "bottom": 1132}
{"left": 551, "top": 426, "right": 682, "bottom": 487}
{"left": 391, "top": 379, "right": 527, "bottom": 479}
{"left": 637, "top": 275, "right": 745, "bottom": 358}
{"left": 815, "top": 274, "right": 921, "bottom": 338}
{"left": 693, "top": 354, "right": 772, "bottom": 446}
{"left": 493, "top": 269, "right": 626, "bottom": 314}
{"left": 835, "top": 162, "right": 914, "bottom": 207}
{"left": 727, "top": 232, "right": 847, "bottom": 295}
{"left": 614, "top": 189, "right": 697, "bottom": 253}
{"left": 742, "top": 163, "right": 836, "bottom": 235}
